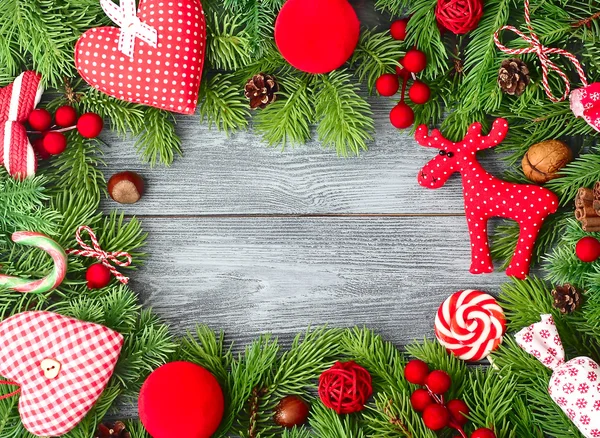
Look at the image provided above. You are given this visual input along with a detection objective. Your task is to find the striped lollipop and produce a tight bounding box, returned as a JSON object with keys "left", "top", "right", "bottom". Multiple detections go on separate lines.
{"left": 0, "top": 231, "right": 67, "bottom": 293}
{"left": 434, "top": 290, "right": 506, "bottom": 362}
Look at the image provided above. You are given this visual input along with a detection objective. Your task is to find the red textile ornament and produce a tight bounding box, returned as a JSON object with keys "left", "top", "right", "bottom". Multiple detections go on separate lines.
{"left": 55, "top": 105, "right": 78, "bottom": 127}
{"left": 404, "top": 359, "right": 430, "bottom": 385}
{"left": 401, "top": 48, "right": 427, "bottom": 73}
{"left": 376, "top": 73, "right": 400, "bottom": 97}
{"left": 422, "top": 404, "right": 450, "bottom": 430}
{"left": 390, "top": 18, "right": 409, "bottom": 41}
{"left": 471, "top": 429, "right": 497, "bottom": 438}
{"left": 274, "top": 0, "right": 360, "bottom": 74}
{"left": 77, "top": 113, "right": 104, "bottom": 138}
{"left": 571, "top": 82, "right": 600, "bottom": 134}
{"left": 409, "top": 80, "right": 431, "bottom": 104}
{"left": 410, "top": 388, "right": 433, "bottom": 412}
{"left": 390, "top": 102, "right": 414, "bottom": 129}
{"left": 447, "top": 399, "right": 469, "bottom": 425}
{"left": 86, "top": 263, "right": 112, "bottom": 289}
{"left": 139, "top": 361, "right": 224, "bottom": 438}
{"left": 425, "top": 370, "right": 451, "bottom": 395}
{"left": 75, "top": 0, "right": 206, "bottom": 114}
{"left": 436, "top": 0, "right": 483, "bottom": 35}
{"left": 28, "top": 108, "right": 52, "bottom": 131}
{"left": 575, "top": 236, "right": 600, "bottom": 262}
{"left": 318, "top": 361, "right": 373, "bottom": 414}
{"left": 416, "top": 118, "right": 559, "bottom": 279}
{"left": 42, "top": 131, "right": 67, "bottom": 155}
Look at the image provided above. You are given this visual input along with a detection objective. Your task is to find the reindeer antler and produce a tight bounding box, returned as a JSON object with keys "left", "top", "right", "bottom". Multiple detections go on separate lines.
{"left": 464, "top": 118, "right": 509, "bottom": 151}
{"left": 414, "top": 125, "right": 453, "bottom": 149}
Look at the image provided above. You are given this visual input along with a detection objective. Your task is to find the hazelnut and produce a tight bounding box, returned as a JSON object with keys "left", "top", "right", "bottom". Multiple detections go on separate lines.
{"left": 521, "top": 139, "right": 572, "bottom": 184}
{"left": 107, "top": 171, "right": 144, "bottom": 204}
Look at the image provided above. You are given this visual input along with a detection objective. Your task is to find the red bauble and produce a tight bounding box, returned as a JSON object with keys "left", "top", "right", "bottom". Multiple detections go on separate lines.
{"left": 390, "top": 102, "right": 414, "bottom": 129}
{"left": 390, "top": 18, "right": 409, "bottom": 41}
{"left": 404, "top": 359, "right": 430, "bottom": 385}
{"left": 436, "top": 0, "right": 484, "bottom": 35}
{"left": 274, "top": 0, "right": 360, "bottom": 74}
{"left": 42, "top": 132, "right": 67, "bottom": 155}
{"left": 576, "top": 236, "right": 600, "bottom": 262}
{"left": 425, "top": 370, "right": 451, "bottom": 395}
{"left": 376, "top": 73, "right": 400, "bottom": 97}
{"left": 86, "top": 263, "right": 112, "bottom": 289}
{"left": 447, "top": 399, "right": 469, "bottom": 425}
{"left": 77, "top": 113, "right": 104, "bottom": 138}
{"left": 409, "top": 80, "right": 431, "bottom": 104}
{"left": 410, "top": 388, "right": 433, "bottom": 412}
{"left": 139, "top": 361, "right": 224, "bottom": 438}
{"left": 401, "top": 49, "right": 427, "bottom": 73}
{"left": 32, "top": 137, "right": 50, "bottom": 160}
{"left": 318, "top": 361, "right": 373, "bottom": 414}
{"left": 55, "top": 105, "right": 78, "bottom": 127}
{"left": 28, "top": 108, "right": 52, "bottom": 131}
{"left": 471, "top": 428, "right": 497, "bottom": 438}
{"left": 422, "top": 404, "right": 450, "bottom": 431}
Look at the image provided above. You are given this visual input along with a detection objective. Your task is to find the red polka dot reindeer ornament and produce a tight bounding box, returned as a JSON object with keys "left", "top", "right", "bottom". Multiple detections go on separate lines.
{"left": 415, "top": 119, "right": 558, "bottom": 279}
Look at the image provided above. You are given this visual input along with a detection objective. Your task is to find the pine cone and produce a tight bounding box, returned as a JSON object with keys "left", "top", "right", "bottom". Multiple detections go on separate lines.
{"left": 551, "top": 284, "right": 582, "bottom": 314}
{"left": 95, "top": 421, "right": 130, "bottom": 438}
{"left": 244, "top": 73, "right": 278, "bottom": 109}
{"left": 498, "top": 58, "right": 530, "bottom": 96}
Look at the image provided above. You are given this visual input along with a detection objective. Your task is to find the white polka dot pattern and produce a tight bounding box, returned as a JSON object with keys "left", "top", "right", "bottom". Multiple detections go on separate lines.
{"left": 74, "top": 0, "right": 206, "bottom": 115}
{"left": 415, "top": 118, "right": 559, "bottom": 280}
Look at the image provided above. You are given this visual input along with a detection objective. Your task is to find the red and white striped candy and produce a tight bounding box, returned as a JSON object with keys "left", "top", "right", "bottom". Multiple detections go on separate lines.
{"left": 434, "top": 290, "right": 506, "bottom": 362}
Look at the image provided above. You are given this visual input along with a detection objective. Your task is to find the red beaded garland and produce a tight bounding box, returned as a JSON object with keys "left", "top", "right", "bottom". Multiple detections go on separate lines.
{"left": 389, "top": 102, "right": 414, "bottom": 129}
{"left": 404, "top": 359, "right": 430, "bottom": 385}
{"left": 318, "top": 361, "right": 373, "bottom": 414}
{"left": 401, "top": 48, "right": 427, "bottom": 73}
{"left": 575, "top": 236, "right": 600, "bottom": 262}
{"left": 470, "top": 427, "right": 497, "bottom": 438}
{"left": 376, "top": 73, "right": 400, "bottom": 97}
{"left": 447, "top": 399, "right": 469, "bottom": 425}
{"left": 422, "top": 404, "right": 450, "bottom": 430}
{"left": 77, "top": 113, "right": 104, "bottom": 138}
{"left": 42, "top": 132, "right": 67, "bottom": 155}
{"left": 28, "top": 108, "right": 52, "bottom": 131}
{"left": 425, "top": 370, "right": 452, "bottom": 395}
{"left": 86, "top": 263, "right": 112, "bottom": 289}
{"left": 435, "top": 0, "right": 483, "bottom": 35}
{"left": 55, "top": 105, "right": 78, "bottom": 127}
{"left": 409, "top": 80, "right": 431, "bottom": 104}
{"left": 390, "top": 18, "right": 409, "bottom": 41}
{"left": 410, "top": 388, "right": 433, "bottom": 412}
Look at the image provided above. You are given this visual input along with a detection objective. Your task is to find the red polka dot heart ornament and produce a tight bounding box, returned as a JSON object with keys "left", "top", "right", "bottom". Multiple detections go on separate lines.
{"left": 75, "top": 0, "right": 206, "bottom": 115}
{"left": 416, "top": 118, "right": 558, "bottom": 279}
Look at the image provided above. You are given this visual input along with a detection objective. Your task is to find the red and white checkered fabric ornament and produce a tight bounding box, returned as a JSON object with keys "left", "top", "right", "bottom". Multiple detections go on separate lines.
{"left": 516, "top": 315, "right": 600, "bottom": 438}
{"left": 0, "top": 311, "right": 123, "bottom": 436}
{"left": 0, "top": 71, "right": 43, "bottom": 179}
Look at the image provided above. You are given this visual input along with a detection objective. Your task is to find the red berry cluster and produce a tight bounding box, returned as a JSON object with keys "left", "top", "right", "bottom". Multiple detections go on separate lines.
{"left": 404, "top": 359, "right": 496, "bottom": 438}
{"left": 27, "top": 105, "right": 103, "bottom": 159}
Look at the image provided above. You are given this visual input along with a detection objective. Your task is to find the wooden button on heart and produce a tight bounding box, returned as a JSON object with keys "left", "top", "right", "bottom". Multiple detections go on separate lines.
{"left": 41, "top": 358, "right": 61, "bottom": 379}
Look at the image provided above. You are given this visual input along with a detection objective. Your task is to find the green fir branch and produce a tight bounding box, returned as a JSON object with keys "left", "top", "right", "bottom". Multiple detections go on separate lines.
{"left": 135, "top": 108, "right": 182, "bottom": 167}
{"left": 198, "top": 73, "right": 250, "bottom": 133}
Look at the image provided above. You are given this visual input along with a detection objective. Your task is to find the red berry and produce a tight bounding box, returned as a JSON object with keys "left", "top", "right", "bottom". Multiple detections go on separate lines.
{"left": 28, "top": 108, "right": 52, "bottom": 131}
{"left": 42, "top": 132, "right": 67, "bottom": 155}
{"left": 408, "top": 80, "right": 431, "bottom": 104}
{"left": 410, "top": 389, "right": 433, "bottom": 412}
{"left": 401, "top": 48, "right": 427, "bottom": 73}
{"left": 404, "top": 359, "right": 430, "bottom": 385}
{"left": 376, "top": 73, "right": 400, "bottom": 96}
{"left": 396, "top": 65, "right": 411, "bottom": 79}
{"left": 447, "top": 399, "right": 469, "bottom": 425}
{"left": 576, "top": 236, "right": 600, "bottom": 262}
{"left": 77, "top": 112, "right": 104, "bottom": 138}
{"left": 390, "top": 102, "right": 414, "bottom": 129}
{"left": 471, "top": 428, "right": 496, "bottom": 438}
{"left": 422, "top": 404, "right": 450, "bottom": 431}
{"left": 425, "top": 370, "right": 451, "bottom": 395}
{"left": 32, "top": 137, "right": 51, "bottom": 160}
{"left": 390, "top": 18, "right": 409, "bottom": 41}
{"left": 55, "top": 105, "right": 78, "bottom": 127}
{"left": 86, "top": 263, "right": 112, "bottom": 289}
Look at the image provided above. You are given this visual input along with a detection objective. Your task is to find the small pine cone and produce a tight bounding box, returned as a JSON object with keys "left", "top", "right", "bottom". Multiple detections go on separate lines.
{"left": 95, "top": 421, "right": 130, "bottom": 438}
{"left": 244, "top": 73, "right": 278, "bottom": 109}
{"left": 551, "top": 284, "right": 582, "bottom": 314}
{"left": 498, "top": 58, "right": 530, "bottom": 96}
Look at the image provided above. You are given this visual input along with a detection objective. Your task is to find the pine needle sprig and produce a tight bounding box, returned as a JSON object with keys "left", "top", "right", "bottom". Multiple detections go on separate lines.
{"left": 547, "top": 153, "right": 600, "bottom": 205}
{"left": 198, "top": 73, "right": 250, "bottom": 134}
{"left": 309, "top": 402, "right": 366, "bottom": 438}
{"left": 206, "top": 12, "right": 253, "bottom": 71}
{"left": 135, "top": 108, "right": 182, "bottom": 167}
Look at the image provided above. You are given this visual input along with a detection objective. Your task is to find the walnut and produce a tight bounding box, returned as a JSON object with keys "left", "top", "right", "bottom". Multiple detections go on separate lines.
{"left": 521, "top": 139, "right": 572, "bottom": 184}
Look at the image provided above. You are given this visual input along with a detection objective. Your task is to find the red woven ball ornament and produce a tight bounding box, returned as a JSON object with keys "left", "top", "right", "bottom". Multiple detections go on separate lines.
{"left": 318, "top": 361, "right": 373, "bottom": 414}
{"left": 576, "top": 236, "right": 600, "bottom": 262}
{"left": 435, "top": 0, "right": 484, "bottom": 35}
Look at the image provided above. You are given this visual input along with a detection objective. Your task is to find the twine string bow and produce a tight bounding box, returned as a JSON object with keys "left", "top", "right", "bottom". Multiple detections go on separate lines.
{"left": 494, "top": 0, "right": 588, "bottom": 102}
{"left": 66, "top": 226, "right": 132, "bottom": 284}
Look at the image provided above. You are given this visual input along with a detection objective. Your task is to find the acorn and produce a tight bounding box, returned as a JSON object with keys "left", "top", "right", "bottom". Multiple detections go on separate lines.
{"left": 107, "top": 171, "right": 145, "bottom": 204}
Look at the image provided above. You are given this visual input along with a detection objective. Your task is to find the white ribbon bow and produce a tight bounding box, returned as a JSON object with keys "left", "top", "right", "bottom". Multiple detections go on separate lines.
{"left": 100, "top": 0, "right": 158, "bottom": 60}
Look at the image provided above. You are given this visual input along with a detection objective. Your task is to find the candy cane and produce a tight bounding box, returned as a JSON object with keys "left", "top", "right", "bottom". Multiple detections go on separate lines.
{"left": 0, "top": 232, "right": 67, "bottom": 293}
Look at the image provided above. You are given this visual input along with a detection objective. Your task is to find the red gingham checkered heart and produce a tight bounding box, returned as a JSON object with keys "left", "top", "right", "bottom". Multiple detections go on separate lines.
{"left": 0, "top": 311, "right": 123, "bottom": 436}
{"left": 74, "top": 0, "right": 206, "bottom": 115}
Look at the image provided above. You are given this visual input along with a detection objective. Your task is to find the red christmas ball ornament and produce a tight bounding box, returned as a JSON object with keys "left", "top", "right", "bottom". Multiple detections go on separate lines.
{"left": 447, "top": 399, "right": 469, "bottom": 426}
{"left": 404, "top": 359, "right": 430, "bottom": 385}
{"left": 32, "top": 137, "right": 51, "bottom": 160}
{"left": 54, "top": 105, "right": 78, "bottom": 127}
{"left": 471, "top": 428, "right": 497, "bottom": 438}
{"left": 410, "top": 388, "right": 433, "bottom": 412}
{"left": 401, "top": 48, "right": 427, "bottom": 73}
{"left": 86, "top": 263, "right": 112, "bottom": 289}
{"left": 576, "top": 236, "right": 600, "bottom": 262}
{"left": 436, "top": 0, "right": 484, "bottom": 35}
{"left": 425, "top": 370, "right": 451, "bottom": 395}
{"left": 42, "top": 131, "right": 67, "bottom": 155}
{"left": 422, "top": 404, "right": 450, "bottom": 431}
{"left": 139, "top": 361, "right": 224, "bottom": 438}
{"left": 390, "top": 102, "right": 414, "bottom": 129}
{"left": 408, "top": 80, "right": 431, "bottom": 104}
{"left": 390, "top": 18, "right": 409, "bottom": 41}
{"left": 274, "top": 0, "right": 360, "bottom": 74}
{"left": 77, "top": 112, "right": 104, "bottom": 138}
{"left": 376, "top": 73, "right": 400, "bottom": 97}
{"left": 318, "top": 361, "right": 373, "bottom": 414}
{"left": 28, "top": 108, "right": 52, "bottom": 131}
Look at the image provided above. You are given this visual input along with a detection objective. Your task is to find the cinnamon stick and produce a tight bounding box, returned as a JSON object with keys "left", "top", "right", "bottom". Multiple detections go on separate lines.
{"left": 582, "top": 223, "right": 600, "bottom": 233}
{"left": 579, "top": 203, "right": 597, "bottom": 218}
{"left": 594, "top": 200, "right": 600, "bottom": 215}
{"left": 576, "top": 188, "right": 595, "bottom": 207}
{"left": 582, "top": 216, "right": 600, "bottom": 228}
{"left": 594, "top": 181, "right": 600, "bottom": 200}
{"left": 576, "top": 207, "right": 585, "bottom": 220}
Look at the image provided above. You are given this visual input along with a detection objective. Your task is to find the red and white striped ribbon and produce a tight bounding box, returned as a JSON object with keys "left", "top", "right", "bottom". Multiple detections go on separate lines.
{"left": 66, "top": 226, "right": 132, "bottom": 284}
{"left": 494, "top": 0, "right": 588, "bottom": 103}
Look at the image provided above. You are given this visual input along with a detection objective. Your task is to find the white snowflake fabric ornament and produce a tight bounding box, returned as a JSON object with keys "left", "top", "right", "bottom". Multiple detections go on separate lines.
{"left": 571, "top": 82, "right": 600, "bottom": 133}
{"left": 516, "top": 315, "right": 600, "bottom": 437}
